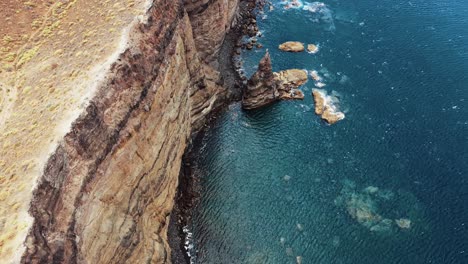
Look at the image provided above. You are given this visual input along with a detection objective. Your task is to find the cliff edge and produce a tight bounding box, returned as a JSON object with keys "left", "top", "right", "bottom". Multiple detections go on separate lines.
{"left": 0, "top": 0, "right": 240, "bottom": 263}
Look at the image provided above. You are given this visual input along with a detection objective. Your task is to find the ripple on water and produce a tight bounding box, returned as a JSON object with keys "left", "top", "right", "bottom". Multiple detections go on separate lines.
{"left": 190, "top": 0, "right": 468, "bottom": 263}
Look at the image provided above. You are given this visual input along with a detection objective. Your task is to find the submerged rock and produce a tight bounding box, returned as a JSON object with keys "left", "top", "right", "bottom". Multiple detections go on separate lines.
{"left": 242, "top": 52, "right": 306, "bottom": 109}
{"left": 336, "top": 180, "right": 418, "bottom": 233}
{"left": 279, "top": 41, "right": 305, "bottom": 52}
{"left": 312, "top": 89, "right": 345, "bottom": 124}
{"left": 296, "top": 256, "right": 303, "bottom": 264}
{"left": 364, "top": 186, "right": 379, "bottom": 194}
{"left": 395, "top": 218, "right": 412, "bottom": 229}
{"left": 346, "top": 193, "right": 381, "bottom": 225}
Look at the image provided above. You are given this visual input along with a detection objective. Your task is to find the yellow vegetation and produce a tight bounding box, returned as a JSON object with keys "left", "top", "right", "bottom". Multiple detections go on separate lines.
{"left": 16, "top": 46, "right": 39, "bottom": 67}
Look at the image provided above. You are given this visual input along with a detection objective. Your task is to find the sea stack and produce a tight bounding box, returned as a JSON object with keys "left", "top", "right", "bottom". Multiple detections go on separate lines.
{"left": 242, "top": 51, "right": 280, "bottom": 109}
{"left": 242, "top": 51, "right": 306, "bottom": 109}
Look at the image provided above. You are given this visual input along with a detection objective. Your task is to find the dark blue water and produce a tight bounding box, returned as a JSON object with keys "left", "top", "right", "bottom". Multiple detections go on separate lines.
{"left": 189, "top": 0, "right": 468, "bottom": 263}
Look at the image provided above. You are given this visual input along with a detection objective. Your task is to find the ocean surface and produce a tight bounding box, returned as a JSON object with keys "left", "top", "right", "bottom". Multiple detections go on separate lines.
{"left": 188, "top": 0, "right": 468, "bottom": 263}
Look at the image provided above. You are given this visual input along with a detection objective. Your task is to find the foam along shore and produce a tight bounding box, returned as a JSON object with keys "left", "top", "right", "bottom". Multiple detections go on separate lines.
{"left": 310, "top": 70, "right": 322, "bottom": 81}
{"left": 312, "top": 89, "right": 345, "bottom": 124}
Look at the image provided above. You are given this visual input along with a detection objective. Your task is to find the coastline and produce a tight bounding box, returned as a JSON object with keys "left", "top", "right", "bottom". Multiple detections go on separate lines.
{"left": 168, "top": 1, "right": 257, "bottom": 263}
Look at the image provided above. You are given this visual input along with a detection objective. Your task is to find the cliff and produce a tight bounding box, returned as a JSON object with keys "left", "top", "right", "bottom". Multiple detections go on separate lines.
{"left": 0, "top": 0, "right": 240, "bottom": 263}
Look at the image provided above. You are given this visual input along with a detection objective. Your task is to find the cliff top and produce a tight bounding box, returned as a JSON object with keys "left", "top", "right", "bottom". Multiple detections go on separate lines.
{"left": 0, "top": 0, "right": 149, "bottom": 261}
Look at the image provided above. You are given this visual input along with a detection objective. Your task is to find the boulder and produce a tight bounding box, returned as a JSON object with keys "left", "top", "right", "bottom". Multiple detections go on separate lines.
{"left": 278, "top": 41, "right": 305, "bottom": 52}
{"left": 274, "top": 69, "right": 308, "bottom": 88}
{"left": 307, "top": 44, "right": 319, "bottom": 53}
{"left": 312, "top": 89, "right": 345, "bottom": 124}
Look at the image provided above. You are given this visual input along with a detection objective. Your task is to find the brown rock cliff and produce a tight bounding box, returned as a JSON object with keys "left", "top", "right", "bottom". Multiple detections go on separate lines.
{"left": 0, "top": 0, "right": 240, "bottom": 263}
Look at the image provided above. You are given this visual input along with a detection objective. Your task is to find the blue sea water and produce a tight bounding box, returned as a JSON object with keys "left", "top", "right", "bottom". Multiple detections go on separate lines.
{"left": 189, "top": 0, "right": 468, "bottom": 263}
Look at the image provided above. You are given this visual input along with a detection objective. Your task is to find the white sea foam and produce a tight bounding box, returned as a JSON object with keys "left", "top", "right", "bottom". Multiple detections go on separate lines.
{"left": 303, "top": 2, "right": 336, "bottom": 31}
{"left": 279, "top": 0, "right": 305, "bottom": 9}
{"left": 315, "top": 82, "right": 326, "bottom": 88}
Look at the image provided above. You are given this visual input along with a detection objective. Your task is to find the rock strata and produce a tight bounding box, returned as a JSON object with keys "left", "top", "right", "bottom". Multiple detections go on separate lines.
{"left": 0, "top": 0, "right": 241, "bottom": 263}
{"left": 242, "top": 52, "right": 306, "bottom": 109}
{"left": 312, "top": 89, "right": 345, "bottom": 124}
{"left": 395, "top": 218, "right": 412, "bottom": 229}
{"left": 279, "top": 41, "right": 305, "bottom": 52}
{"left": 242, "top": 51, "right": 279, "bottom": 109}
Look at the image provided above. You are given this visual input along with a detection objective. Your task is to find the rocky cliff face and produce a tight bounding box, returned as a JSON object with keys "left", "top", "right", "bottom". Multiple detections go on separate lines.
{"left": 184, "top": 0, "right": 240, "bottom": 67}
{"left": 0, "top": 0, "right": 239, "bottom": 263}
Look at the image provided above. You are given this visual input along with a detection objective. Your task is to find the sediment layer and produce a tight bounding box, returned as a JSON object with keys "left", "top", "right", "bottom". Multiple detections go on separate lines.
{"left": 0, "top": 0, "right": 241, "bottom": 263}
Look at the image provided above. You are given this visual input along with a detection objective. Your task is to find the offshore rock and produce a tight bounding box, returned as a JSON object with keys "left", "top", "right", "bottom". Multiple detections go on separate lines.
{"left": 307, "top": 44, "right": 319, "bottom": 54}
{"left": 242, "top": 52, "right": 306, "bottom": 109}
{"left": 312, "top": 89, "right": 345, "bottom": 124}
{"left": 274, "top": 69, "right": 308, "bottom": 88}
{"left": 274, "top": 69, "right": 307, "bottom": 100}
{"left": 242, "top": 51, "right": 280, "bottom": 109}
{"left": 395, "top": 218, "right": 412, "bottom": 229}
{"left": 279, "top": 41, "right": 305, "bottom": 52}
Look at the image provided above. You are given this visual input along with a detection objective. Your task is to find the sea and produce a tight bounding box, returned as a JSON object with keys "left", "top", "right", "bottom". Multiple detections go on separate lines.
{"left": 187, "top": 0, "right": 468, "bottom": 263}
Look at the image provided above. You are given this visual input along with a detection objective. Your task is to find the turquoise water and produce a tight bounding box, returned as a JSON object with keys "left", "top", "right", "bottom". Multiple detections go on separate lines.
{"left": 189, "top": 0, "right": 468, "bottom": 263}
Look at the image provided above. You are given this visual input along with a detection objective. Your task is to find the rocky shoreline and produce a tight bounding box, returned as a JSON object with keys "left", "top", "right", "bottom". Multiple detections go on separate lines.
{"left": 168, "top": 1, "right": 258, "bottom": 263}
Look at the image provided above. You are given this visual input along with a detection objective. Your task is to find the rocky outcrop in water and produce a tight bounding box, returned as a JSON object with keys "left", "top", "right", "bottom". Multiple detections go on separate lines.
{"left": 274, "top": 69, "right": 308, "bottom": 88}
{"left": 312, "top": 89, "right": 345, "bottom": 124}
{"left": 242, "top": 51, "right": 279, "bottom": 109}
{"left": 0, "top": 0, "right": 240, "bottom": 263}
{"left": 242, "top": 52, "right": 306, "bottom": 109}
{"left": 279, "top": 41, "right": 305, "bottom": 52}
{"left": 307, "top": 44, "right": 319, "bottom": 53}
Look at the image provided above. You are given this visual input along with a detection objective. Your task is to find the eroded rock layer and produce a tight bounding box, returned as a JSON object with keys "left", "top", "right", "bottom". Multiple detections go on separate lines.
{"left": 242, "top": 51, "right": 279, "bottom": 109}
{"left": 242, "top": 51, "right": 306, "bottom": 109}
{"left": 0, "top": 0, "right": 240, "bottom": 263}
